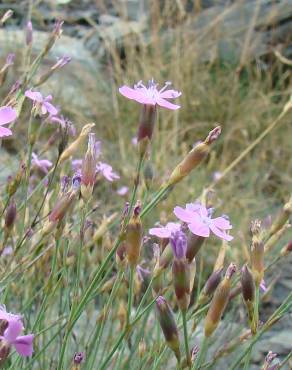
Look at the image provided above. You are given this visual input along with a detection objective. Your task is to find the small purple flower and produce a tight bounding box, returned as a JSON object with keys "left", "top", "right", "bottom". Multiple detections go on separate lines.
{"left": 149, "top": 222, "right": 181, "bottom": 239}
{"left": 25, "top": 90, "right": 58, "bottom": 116}
{"left": 51, "top": 56, "right": 71, "bottom": 70}
{"left": 174, "top": 202, "right": 233, "bottom": 241}
{"left": 73, "top": 351, "right": 85, "bottom": 364}
{"left": 0, "top": 106, "right": 17, "bottom": 137}
{"left": 0, "top": 319, "right": 34, "bottom": 357}
{"left": 96, "top": 162, "right": 120, "bottom": 182}
{"left": 119, "top": 79, "right": 181, "bottom": 110}
{"left": 117, "top": 186, "right": 129, "bottom": 196}
{"left": 170, "top": 230, "right": 187, "bottom": 259}
{"left": 31, "top": 152, "right": 53, "bottom": 174}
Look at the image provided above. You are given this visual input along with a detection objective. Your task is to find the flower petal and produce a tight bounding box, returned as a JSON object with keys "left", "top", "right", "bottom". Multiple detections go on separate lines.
{"left": 4, "top": 320, "right": 23, "bottom": 343}
{"left": 0, "top": 126, "right": 13, "bottom": 137}
{"left": 25, "top": 90, "right": 43, "bottom": 102}
{"left": 149, "top": 227, "right": 171, "bottom": 238}
{"left": 0, "top": 106, "right": 17, "bottom": 125}
{"left": 159, "top": 89, "right": 181, "bottom": 99}
{"left": 209, "top": 223, "right": 233, "bottom": 241}
{"left": 212, "top": 217, "right": 232, "bottom": 230}
{"left": 156, "top": 97, "right": 180, "bottom": 110}
{"left": 188, "top": 221, "right": 210, "bottom": 238}
{"left": 174, "top": 206, "right": 194, "bottom": 223}
{"left": 119, "top": 86, "right": 152, "bottom": 105}
{"left": 44, "top": 102, "right": 58, "bottom": 116}
{"left": 13, "top": 334, "right": 34, "bottom": 357}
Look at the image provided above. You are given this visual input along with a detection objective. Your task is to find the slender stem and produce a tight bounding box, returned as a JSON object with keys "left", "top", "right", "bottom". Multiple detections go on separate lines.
{"left": 127, "top": 265, "right": 135, "bottom": 326}
{"left": 193, "top": 336, "right": 209, "bottom": 370}
{"left": 140, "top": 184, "right": 170, "bottom": 218}
{"left": 252, "top": 284, "right": 260, "bottom": 334}
{"left": 182, "top": 310, "right": 191, "bottom": 368}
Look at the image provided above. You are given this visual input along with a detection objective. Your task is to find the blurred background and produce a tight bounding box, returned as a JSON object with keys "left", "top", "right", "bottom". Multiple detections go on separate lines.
{"left": 1, "top": 0, "right": 291, "bottom": 251}
{"left": 0, "top": 1, "right": 292, "bottom": 367}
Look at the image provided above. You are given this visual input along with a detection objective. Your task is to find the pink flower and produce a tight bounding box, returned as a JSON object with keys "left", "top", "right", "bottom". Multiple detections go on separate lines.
{"left": 31, "top": 152, "right": 53, "bottom": 174}
{"left": 174, "top": 202, "right": 233, "bottom": 241}
{"left": 149, "top": 222, "right": 181, "bottom": 238}
{"left": 0, "top": 306, "right": 21, "bottom": 323}
{"left": 25, "top": 90, "right": 58, "bottom": 116}
{"left": 0, "top": 106, "right": 17, "bottom": 137}
{"left": 96, "top": 162, "right": 120, "bottom": 182}
{"left": 0, "top": 319, "right": 34, "bottom": 357}
{"left": 119, "top": 79, "right": 181, "bottom": 110}
{"left": 117, "top": 186, "right": 129, "bottom": 196}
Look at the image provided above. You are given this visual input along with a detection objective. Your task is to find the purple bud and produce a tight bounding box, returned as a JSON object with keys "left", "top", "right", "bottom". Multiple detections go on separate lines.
{"left": 133, "top": 201, "right": 141, "bottom": 216}
{"left": 203, "top": 269, "right": 223, "bottom": 297}
{"left": 73, "top": 351, "right": 85, "bottom": 364}
{"left": 241, "top": 264, "right": 255, "bottom": 303}
{"left": 225, "top": 263, "right": 237, "bottom": 279}
{"left": 26, "top": 21, "right": 33, "bottom": 45}
{"left": 5, "top": 53, "right": 15, "bottom": 66}
{"left": 5, "top": 199, "right": 16, "bottom": 229}
{"left": 170, "top": 230, "right": 187, "bottom": 260}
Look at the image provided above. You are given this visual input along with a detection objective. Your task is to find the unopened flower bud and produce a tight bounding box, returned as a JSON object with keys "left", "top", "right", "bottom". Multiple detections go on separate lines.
{"left": 81, "top": 133, "right": 98, "bottom": 200}
{"left": 204, "top": 263, "right": 236, "bottom": 337}
{"left": 59, "top": 123, "right": 95, "bottom": 163}
{"left": 268, "top": 196, "right": 292, "bottom": 238}
{"left": 0, "top": 10, "right": 13, "bottom": 25}
{"left": 156, "top": 296, "right": 181, "bottom": 361}
{"left": 45, "top": 19, "right": 63, "bottom": 53}
{"left": 42, "top": 180, "right": 80, "bottom": 236}
{"left": 116, "top": 241, "right": 128, "bottom": 269}
{"left": 186, "top": 233, "right": 205, "bottom": 262}
{"left": 125, "top": 202, "right": 143, "bottom": 267}
{"left": 197, "top": 269, "right": 222, "bottom": 306}
{"left": 261, "top": 351, "right": 278, "bottom": 370}
{"left": 0, "top": 339, "right": 10, "bottom": 366}
{"left": 6, "top": 162, "right": 26, "bottom": 197}
{"left": 26, "top": 21, "right": 33, "bottom": 46}
{"left": 168, "top": 126, "right": 221, "bottom": 185}
{"left": 138, "top": 340, "right": 146, "bottom": 358}
{"left": 170, "top": 231, "right": 191, "bottom": 311}
{"left": 4, "top": 199, "right": 16, "bottom": 230}
{"left": 250, "top": 221, "right": 264, "bottom": 286}
{"left": 137, "top": 105, "right": 157, "bottom": 157}
{"left": 71, "top": 351, "right": 85, "bottom": 369}
{"left": 241, "top": 264, "right": 255, "bottom": 329}
{"left": 280, "top": 240, "right": 292, "bottom": 257}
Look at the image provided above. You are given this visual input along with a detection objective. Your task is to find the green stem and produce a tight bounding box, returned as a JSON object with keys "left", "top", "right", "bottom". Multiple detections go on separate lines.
{"left": 182, "top": 310, "right": 191, "bottom": 368}
{"left": 127, "top": 265, "right": 135, "bottom": 326}
{"left": 252, "top": 284, "right": 260, "bottom": 334}
{"left": 193, "top": 336, "right": 209, "bottom": 370}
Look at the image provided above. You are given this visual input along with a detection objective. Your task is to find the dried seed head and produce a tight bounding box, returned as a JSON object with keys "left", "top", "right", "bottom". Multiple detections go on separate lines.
{"left": 155, "top": 296, "right": 181, "bottom": 361}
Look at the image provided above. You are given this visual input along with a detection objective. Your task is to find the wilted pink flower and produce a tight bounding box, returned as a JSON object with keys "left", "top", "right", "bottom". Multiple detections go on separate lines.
{"left": 25, "top": 90, "right": 58, "bottom": 116}
{"left": 149, "top": 222, "right": 181, "bottom": 238}
{"left": 31, "top": 152, "right": 52, "bottom": 174}
{"left": 119, "top": 79, "right": 181, "bottom": 110}
{"left": 96, "top": 162, "right": 119, "bottom": 182}
{"left": 117, "top": 186, "right": 129, "bottom": 196}
{"left": 50, "top": 115, "right": 76, "bottom": 136}
{"left": 174, "top": 202, "right": 233, "bottom": 241}
{"left": 0, "top": 106, "right": 17, "bottom": 137}
{"left": 0, "top": 319, "right": 34, "bottom": 357}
